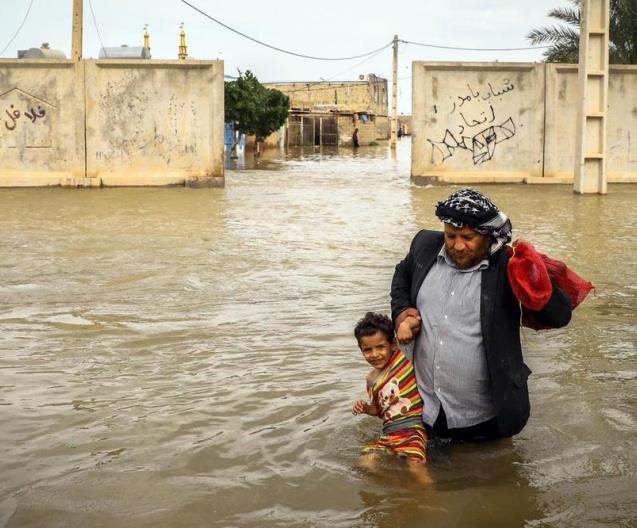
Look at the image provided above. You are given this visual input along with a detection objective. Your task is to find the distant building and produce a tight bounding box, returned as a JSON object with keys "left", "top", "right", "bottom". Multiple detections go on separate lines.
{"left": 264, "top": 74, "right": 389, "bottom": 147}
{"left": 18, "top": 43, "right": 66, "bottom": 59}
{"left": 99, "top": 45, "right": 151, "bottom": 59}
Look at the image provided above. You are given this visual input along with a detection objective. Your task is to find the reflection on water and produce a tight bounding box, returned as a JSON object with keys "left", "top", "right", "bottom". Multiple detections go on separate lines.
{"left": 225, "top": 142, "right": 401, "bottom": 172}
{"left": 1, "top": 141, "right": 635, "bottom": 527}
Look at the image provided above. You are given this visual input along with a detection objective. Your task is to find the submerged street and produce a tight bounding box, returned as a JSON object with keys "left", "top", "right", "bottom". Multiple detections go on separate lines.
{"left": 1, "top": 142, "right": 635, "bottom": 527}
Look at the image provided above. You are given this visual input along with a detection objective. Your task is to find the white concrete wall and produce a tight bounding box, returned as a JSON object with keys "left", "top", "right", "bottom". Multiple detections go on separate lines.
{"left": 545, "top": 64, "right": 637, "bottom": 182}
{"left": 85, "top": 60, "right": 224, "bottom": 187}
{"left": 0, "top": 59, "right": 85, "bottom": 186}
{"left": 0, "top": 59, "right": 224, "bottom": 187}
{"left": 412, "top": 61, "right": 637, "bottom": 184}
{"left": 412, "top": 62, "right": 545, "bottom": 183}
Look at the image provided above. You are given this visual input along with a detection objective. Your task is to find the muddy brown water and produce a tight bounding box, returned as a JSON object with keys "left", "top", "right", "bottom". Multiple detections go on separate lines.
{"left": 1, "top": 142, "right": 635, "bottom": 527}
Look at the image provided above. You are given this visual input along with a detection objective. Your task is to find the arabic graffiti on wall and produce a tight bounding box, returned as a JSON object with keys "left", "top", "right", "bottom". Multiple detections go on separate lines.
{"left": 428, "top": 117, "right": 516, "bottom": 165}
{"left": 427, "top": 78, "right": 517, "bottom": 165}
{"left": 4, "top": 103, "right": 47, "bottom": 130}
{"left": 0, "top": 88, "right": 55, "bottom": 149}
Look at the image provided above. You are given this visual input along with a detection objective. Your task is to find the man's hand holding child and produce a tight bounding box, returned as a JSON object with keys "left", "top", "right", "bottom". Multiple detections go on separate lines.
{"left": 396, "top": 314, "right": 421, "bottom": 344}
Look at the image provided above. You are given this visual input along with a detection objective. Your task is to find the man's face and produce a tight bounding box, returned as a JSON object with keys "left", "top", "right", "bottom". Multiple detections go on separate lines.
{"left": 443, "top": 224, "right": 490, "bottom": 269}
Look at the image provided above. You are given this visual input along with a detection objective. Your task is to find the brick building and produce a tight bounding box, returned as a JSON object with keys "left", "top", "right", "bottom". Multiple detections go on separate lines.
{"left": 264, "top": 74, "right": 389, "bottom": 147}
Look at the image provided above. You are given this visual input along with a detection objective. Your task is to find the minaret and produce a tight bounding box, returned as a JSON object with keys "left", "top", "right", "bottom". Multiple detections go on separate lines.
{"left": 178, "top": 23, "right": 188, "bottom": 60}
{"left": 143, "top": 24, "right": 151, "bottom": 58}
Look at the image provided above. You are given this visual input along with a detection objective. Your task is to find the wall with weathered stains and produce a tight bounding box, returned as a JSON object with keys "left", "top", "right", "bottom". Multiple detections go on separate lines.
{"left": 412, "top": 61, "right": 637, "bottom": 184}
{"left": 0, "top": 59, "right": 224, "bottom": 187}
{"left": 85, "top": 60, "right": 224, "bottom": 187}
{"left": 545, "top": 64, "right": 637, "bottom": 182}
{"left": 0, "top": 59, "right": 85, "bottom": 186}
{"left": 412, "top": 62, "right": 544, "bottom": 184}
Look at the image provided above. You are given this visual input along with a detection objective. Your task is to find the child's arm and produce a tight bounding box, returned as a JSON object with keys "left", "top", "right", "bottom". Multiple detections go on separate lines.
{"left": 352, "top": 371, "right": 380, "bottom": 416}
{"left": 352, "top": 400, "right": 379, "bottom": 416}
{"left": 396, "top": 314, "right": 421, "bottom": 344}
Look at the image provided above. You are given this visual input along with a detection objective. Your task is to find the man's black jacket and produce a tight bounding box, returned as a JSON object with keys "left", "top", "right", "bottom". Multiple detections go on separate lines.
{"left": 390, "top": 230, "right": 572, "bottom": 437}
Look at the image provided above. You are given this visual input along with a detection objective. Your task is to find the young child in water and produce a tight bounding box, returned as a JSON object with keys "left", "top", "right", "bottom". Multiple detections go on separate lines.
{"left": 352, "top": 312, "right": 431, "bottom": 484}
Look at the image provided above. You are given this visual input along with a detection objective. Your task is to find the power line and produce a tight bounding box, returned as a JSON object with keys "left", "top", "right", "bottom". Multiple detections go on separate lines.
{"left": 318, "top": 45, "right": 390, "bottom": 82}
{"left": 264, "top": 44, "right": 390, "bottom": 91}
{"left": 0, "top": 0, "right": 35, "bottom": 57}
{"left": 87, "top": 0, "right": 108, "bottom": 58}
{"left": 178, "top": 0, "right": 392, "bottom": 61}
{"left": 400, "top": 39, "right": 550, "bottom": 52}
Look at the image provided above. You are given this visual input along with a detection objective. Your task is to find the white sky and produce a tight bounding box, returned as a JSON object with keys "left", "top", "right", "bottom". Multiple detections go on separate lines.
{"left": 0, "top": 0, "right": 573, "bottom": 114}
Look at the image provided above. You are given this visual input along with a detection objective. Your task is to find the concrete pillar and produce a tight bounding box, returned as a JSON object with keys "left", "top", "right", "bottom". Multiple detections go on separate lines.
{"left": 574, "top": 0, "right": 610, "bottom": 194}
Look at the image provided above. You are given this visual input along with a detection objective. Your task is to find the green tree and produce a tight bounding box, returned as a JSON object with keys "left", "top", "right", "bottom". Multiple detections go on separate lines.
{"left": 527, "top": 0, "right": 637, "bottom": 64}
{"left": 225, "top": 71, "right": 290, "bottom": 155}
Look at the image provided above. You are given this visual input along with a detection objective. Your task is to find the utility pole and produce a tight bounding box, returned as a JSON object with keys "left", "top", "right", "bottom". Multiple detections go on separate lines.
{"left": 574, "top": 0, "right": 610, "bottom": 194}
{"left": 390, "top": 34, "right": 398, "bottom": 149}
{"left": 71, "top": 0, "right": 83, "bottom": 61}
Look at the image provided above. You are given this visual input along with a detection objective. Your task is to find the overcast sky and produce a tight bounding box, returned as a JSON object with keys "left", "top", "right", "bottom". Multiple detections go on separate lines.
{"left": 0, "top": 0, "right": 572, "bottom": 113}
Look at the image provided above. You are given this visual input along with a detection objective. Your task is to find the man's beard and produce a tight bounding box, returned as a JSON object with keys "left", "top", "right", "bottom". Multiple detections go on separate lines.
{"left": 447, "top": 245, "right": 489, "bottom": 269}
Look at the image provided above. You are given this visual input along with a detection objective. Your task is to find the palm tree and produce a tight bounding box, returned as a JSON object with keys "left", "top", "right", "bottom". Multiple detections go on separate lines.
{"left": 527, "top": 0, "right": 637, "bottom": 64}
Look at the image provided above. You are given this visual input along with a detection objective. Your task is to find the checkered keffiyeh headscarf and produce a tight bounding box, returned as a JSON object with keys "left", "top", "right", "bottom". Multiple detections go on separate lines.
{"left": 435, "top": 188, "right": 513, "bottom": 255}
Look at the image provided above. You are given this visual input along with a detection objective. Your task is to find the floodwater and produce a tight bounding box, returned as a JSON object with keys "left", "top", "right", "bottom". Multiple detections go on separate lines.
{"left": 1, "top": 141, "right": 635, "bottom": 527}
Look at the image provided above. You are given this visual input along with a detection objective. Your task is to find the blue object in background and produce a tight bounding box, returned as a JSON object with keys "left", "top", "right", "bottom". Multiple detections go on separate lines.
{"left": 224, "top": 122, "right": 235, "bottom": 149}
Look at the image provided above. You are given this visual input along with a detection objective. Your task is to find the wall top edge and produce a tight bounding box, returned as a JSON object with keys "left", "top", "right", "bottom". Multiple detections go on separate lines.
{"left": 0, "top": 59, "right": 74, "bottom": 66}
{"left": 546, "top": 63, "right": 637, "bottom": 73}
{"left": 0, "top": 58, "right": 223, "bottom": 67}
{"left": 608, "top": 64, "right": 637, "bottom": 72}
{"left": 411, "top": 61, "right": 637, "bottom": 72}
{"left": 412, "top": 61, "right": 539, "bottom": 69}
{"left": 91, "top": 59, "right": 222, "bottom": 67}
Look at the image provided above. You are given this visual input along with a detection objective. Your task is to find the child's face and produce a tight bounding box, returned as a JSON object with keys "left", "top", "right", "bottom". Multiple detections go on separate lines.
{"left": 359, "top": 331, "right": 395, "bottom": 370}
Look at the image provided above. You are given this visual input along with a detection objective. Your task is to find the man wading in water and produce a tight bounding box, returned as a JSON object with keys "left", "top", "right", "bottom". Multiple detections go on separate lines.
{"left": 391, "top": 189, "right": 572, "bottom": 442}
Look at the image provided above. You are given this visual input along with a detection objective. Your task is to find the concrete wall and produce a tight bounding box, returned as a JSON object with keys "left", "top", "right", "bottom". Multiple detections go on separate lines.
{"left": 412, "top": 62, "right": 544, "bottom": 184}
{"left": 0, "top": 59, "right": 224, "bottom": 187}
{"left": 545, "top": 64, "right": 637, "bottom": 182}
{"left": 85, "top": 60, "right": 224, "bottom": 187}
{"left": 412, "top": 61, "right": 637, "bottom": 184}
{"left": 0, "top": 59, "right": 85, "bottom": 186}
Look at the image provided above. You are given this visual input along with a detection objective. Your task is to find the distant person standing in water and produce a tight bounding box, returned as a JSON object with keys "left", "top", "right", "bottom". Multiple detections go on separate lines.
{"left": 352, "top": 128, "right": 360, "bottom": 148}
{"left": 398, "top": 126, "right": 403, "bottom": 139}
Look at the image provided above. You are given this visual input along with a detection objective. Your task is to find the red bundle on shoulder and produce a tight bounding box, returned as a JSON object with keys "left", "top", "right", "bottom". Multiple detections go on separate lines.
{"left": 506, "top": 241, "right": 594, "bottom": 330}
